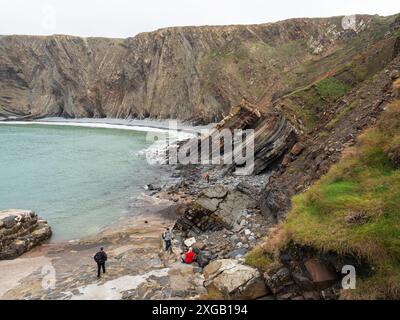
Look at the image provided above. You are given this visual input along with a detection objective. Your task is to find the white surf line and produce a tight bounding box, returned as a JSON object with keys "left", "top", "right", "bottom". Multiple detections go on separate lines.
{"left": 1, "top": 120, "right": 171, "bottom": 133}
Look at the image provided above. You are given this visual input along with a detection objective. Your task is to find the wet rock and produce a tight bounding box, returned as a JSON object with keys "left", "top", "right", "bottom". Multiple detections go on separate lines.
{"left": 144, "top": 184, "right": 157, "bottom": 191}
{"left": 2, "top": 215, "right": 17, "bottom": 229}
{"left": 204, "top": 259, "right": 268, "bottom": 299}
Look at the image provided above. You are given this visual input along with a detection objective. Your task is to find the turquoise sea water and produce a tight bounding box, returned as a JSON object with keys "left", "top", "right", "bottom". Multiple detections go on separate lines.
{"left": 0, "top": 124, "right": 164, "bottom": 241}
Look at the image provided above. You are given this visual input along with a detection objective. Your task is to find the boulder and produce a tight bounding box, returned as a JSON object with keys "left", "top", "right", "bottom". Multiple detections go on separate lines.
{"left": 201, "top": 186, "right": 228, "bottom": 199}
{"left": 2, "top": 215, "right": 17, "bottom": 229}
{"left": 203, "top": 259, "right": 268, "bottom": 299}
{"left": 290, "top": 142, "right": 305, "bottom": 156}
{"left": 0, "top": 209, "right": 52, "bottom": 260}
{"left": 304, "top": 259, "right": 337, "bottom": 289}
{"left": 144, "top": 184, "right": 160, "bottom": 191}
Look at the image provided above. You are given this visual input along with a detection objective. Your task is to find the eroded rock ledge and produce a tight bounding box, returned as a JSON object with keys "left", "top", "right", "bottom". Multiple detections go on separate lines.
{"left": 0, "top": 209, "right": 52, "bottom": 260}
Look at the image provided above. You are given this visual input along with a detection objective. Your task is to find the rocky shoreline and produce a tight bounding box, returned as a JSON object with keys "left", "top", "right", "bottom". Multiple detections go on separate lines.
{"left": 0, "top": 154, "right": 276, "bottom": 300}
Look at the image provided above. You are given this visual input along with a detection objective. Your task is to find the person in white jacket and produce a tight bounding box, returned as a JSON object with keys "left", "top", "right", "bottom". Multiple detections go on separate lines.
{"left": 162, "top": 228, "right": 173, "bottom": 252}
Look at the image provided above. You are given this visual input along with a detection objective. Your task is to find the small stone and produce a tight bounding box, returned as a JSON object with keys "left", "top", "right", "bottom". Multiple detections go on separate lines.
{"left": 184, "top": 237, "right": 196, "bottom": 247}
{"left": 290, "top": 142, "right": 305, "bottom": 156}
{"left": 390, "top": 69, "right": 399, "bottom": 80}
{"left": 2, "top": 215, "right": 17, "bottom": 229}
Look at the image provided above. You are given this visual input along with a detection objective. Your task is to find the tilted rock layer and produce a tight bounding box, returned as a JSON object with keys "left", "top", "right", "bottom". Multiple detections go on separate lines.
{"left": 0, "top": 209, "right": 52, "bottom": 260}
{"left": 1, "top": 14, "right": 397, "bottom": 123}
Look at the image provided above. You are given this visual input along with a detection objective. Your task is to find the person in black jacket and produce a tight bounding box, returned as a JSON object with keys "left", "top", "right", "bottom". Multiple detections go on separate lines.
{"left": 94, "top": 247, "right": 108, "bottom": 278}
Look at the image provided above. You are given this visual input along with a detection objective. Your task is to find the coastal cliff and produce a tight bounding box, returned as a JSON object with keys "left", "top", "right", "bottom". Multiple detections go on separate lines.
{"left": 0, "top": 14, "right": 396, "bottom": 123}
{"left": 1, "top": 13, "right": 400, "bottom": 300}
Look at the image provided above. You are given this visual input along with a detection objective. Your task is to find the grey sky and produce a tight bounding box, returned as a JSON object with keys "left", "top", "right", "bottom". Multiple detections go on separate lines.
{"left": 1, "top": 0, "right": 400, "bottom": 38}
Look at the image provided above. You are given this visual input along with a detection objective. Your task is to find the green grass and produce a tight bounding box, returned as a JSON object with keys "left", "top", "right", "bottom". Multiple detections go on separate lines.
{"left": 244, "top": 246, "right": 274, "bottom": 272}
{"left": 315, "top": 77, "right": 351, "bottom": 102}
{"left": 282, "top": 99, "right": 400, "bottom": 299}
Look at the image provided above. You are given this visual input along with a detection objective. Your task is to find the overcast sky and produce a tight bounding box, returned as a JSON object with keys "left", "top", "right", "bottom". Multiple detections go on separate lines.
{"left": 1, "top": 0, "right": 400, "bottom": 38}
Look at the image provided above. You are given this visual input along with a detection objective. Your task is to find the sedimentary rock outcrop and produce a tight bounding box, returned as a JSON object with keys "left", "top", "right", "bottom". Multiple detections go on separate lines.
{"left": 261, "top": 58, "right": 400, "bottom": 220}
{"left": 0, "top": 15, "right": 395, "bottom": 123}
{"left": 212, "top": 99, "right": 297, "bottom": 174}
{"left": 0, "top": 209, "right": 52, "bottom": 260}
{"left": 195, "top": 185, "right": 258, "bottom": 228}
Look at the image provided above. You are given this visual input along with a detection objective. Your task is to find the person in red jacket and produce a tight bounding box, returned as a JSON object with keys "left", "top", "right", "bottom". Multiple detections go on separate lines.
{"left": 183, "top": 248, "right": 196, "bottom": 264}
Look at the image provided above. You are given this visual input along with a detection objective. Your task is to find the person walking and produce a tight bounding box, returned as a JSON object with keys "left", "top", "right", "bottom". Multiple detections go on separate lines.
{"left": 162, "top": 228, "right": 173, "bottom": 253}
{"left": 94, "top": 247, "right": 108, "bottom": 278}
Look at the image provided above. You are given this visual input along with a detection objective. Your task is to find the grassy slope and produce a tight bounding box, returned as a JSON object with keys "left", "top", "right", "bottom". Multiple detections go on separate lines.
{"left": 282, "top": 93, "right": 400, "bottom": 299}
{"left": 279, "top": 31, "right": 399, "bottom": 133}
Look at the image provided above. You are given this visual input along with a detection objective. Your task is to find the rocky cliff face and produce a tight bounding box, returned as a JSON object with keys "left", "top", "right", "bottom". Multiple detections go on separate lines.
{"left": 1, "top": 14, "right": 396, "bottom": 123}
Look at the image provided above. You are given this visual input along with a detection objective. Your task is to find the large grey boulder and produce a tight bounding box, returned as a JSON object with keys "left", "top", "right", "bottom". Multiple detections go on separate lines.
{"left": 0, "top": 209, "right": 52, "bottom": 260}
{"left": 195, "top": 186, "right": 257, "bottom": 228}
{"left": 203, "top": 259, "right": 268, "bottom": 299}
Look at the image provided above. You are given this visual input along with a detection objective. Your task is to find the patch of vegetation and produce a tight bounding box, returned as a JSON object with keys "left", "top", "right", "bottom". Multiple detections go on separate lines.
{"left": 200, "top": 287, "right": 230, "bottom": 300}
{"left": 315, "top": 77, "right": 351, "bottom": 102}
{"left": 244, "top": 246, "right": 274, "bottom": 272}
{"left": 281, "top": 99, "right": 400, "bottom": 299}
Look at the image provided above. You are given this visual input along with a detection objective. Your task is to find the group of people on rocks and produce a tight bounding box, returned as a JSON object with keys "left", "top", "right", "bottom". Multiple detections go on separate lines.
{"left": 92, "top": 226, "right": 208, "bottom": 278}
{"left": 162, "top": 227, "right": 208, "bottom": 267}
